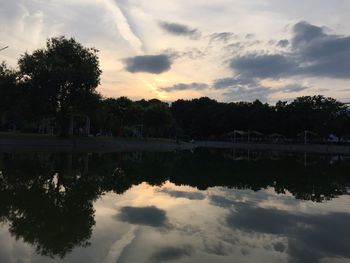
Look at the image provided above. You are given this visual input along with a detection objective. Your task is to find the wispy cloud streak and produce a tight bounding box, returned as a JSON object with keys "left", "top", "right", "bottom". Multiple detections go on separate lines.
{"left": 101, "top": 0, "right": 143, "bottom": 54}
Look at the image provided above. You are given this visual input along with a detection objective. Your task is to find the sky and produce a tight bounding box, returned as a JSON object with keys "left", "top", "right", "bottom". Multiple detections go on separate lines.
{"left": 1, "top": 0, "right": 350, "bottom": 103}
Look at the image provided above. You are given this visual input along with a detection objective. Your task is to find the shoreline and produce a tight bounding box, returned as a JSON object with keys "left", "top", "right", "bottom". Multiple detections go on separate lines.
{"left": 0, "top": 134, "right": 349, "bottom": 154}
{"left": 196, "top": 141, "right": 350, "bottom": 155}
{"left": 0, "top": 135, "right": 194, "bottom": 153}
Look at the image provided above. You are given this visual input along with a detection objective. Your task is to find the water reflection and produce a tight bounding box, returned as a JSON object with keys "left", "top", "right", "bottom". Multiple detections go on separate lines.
{"left": 118, "top": 206, "right": 169, "bottom": 227}
{"left": 0, "top": 150, "right": 349, "bottom": 262}
{"left": 226, "top": 204, "right": 350, "bottom": 262}
{"left": 150, "top": 246, "right": 194, "bottom": 262}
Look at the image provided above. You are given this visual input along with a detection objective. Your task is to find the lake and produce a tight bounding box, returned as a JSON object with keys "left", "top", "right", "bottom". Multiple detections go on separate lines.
{"left": 0, "top": 149, "right": 349, "bottom": 263}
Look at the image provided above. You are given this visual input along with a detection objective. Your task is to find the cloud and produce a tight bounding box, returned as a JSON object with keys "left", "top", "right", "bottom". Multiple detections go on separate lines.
{"left": 117, "top": 206, "right": 168, "bottom": 227}
{"left": 159, "top": 21, "right": 200, "bottom": 39}
{"left": 124, "top": 55, "right": 172, "bottom": 74}
{"left": 166, "top": 48, "right": 207, "bottom": 60}
{"left": 158, "top": 189, "right": 206, "bottom": 200}
{"left": 226, "top": 205, "right": 297, "bottom": 235}
{"left": 281, "top": 84, "right": 308, "bottom": 93}
{"left": 291, "top": 21, "right": 325, "bottom": 47}
{"left": 150, "top": 246, "right": 194, "bottom": 262}
{"left": 291, "top": 21, "right": 350, "bottom": 79}
{"left": 229, "top": 21, "right": 350, "bottom": 80}
{"left": 277, "top": 39, "right": 289, "bottom": 48}
{"left": 223, "top": 86, "right": 274, "bottom": 102}
{"left": 209, "top": 195, "right": 236, "bottom": 208}
{"left": 209, "top": 32, "right": 236, "bottom": 44}
{"left": 160, "top": 83, "right": 209, "bottom": 93}
{"left": 226, "top": 204, "right": 350, "bottom": 262}
{"left": 218, "top": 81, "right": 308, "bottom": 102}
{"left": 203, "top": 239, "right": 232, "bottom": 256}
{"left": 245, "top": 33, "right": 255, "bottom": 39}
{"left": 225, "top": 42, "right": 245, "bottom": 52}
{"left": 273, "top": 242, "right": 286, "bottom": 253}
{"left": 213, "top": 76, "right": 257, "bottom": 89}
{"left": 213, "top": 75, "right": 274, "bottom": 102}
{"left": 230, "top": 54, "right": 297, "bottom": 79}
{"left": 102, "top": 0, "right": 143, "bottom": 54}
{"left": 103, "top": 226, "right": 137, "bottom": 263}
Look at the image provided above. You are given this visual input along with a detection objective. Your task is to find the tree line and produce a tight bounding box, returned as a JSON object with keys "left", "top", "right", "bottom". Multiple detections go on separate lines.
{"left": 1, "top": 36, "right": 349, "bottom": 140}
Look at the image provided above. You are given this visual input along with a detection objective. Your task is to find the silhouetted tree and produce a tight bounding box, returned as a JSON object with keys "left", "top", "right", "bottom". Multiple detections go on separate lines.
{"left": 94, "top": 97, "right": 143, "bottom": 136}
{"left": 170, "top": 95, "right": 348, "bottom": 140}
{"left": 144, "top": 102, "right": 172, "bottom": 137}
{"left": 18, "top": 36, "right": 101, "bottom": 136}
{"left": 0, "top": 63, "right": 21, "bottom": 130}
{"left": 285, "top": 95, "right": 346, "bottom": 136}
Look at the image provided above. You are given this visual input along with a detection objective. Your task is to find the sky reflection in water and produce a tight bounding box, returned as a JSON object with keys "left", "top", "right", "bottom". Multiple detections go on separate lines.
{"left": 0, "top": 150, "right": 349, "bottom": 263}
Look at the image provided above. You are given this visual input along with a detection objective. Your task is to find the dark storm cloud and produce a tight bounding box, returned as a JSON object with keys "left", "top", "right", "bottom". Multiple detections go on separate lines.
{"left": 226, "top": 204, "right": 350, "bottom": 262}
{"left": 117, "top": 206, "right": 168, "bottom": 227}
{"left": 160, "top": 82, "right": 209, "bottom": 93}
{"left": 229, "top": 21, "right": 350, "bottom": 80}
{"left": 159, "top": 21, "right": 200, "bottom": 39}
{"left": 150, "top": 246, "right": 194, "bottom": 262}
{"left": 159, "top": 189, "right": 206, "bottom": 200}
{"left": 124, "top": 55, "right": 172, "bottom": 74}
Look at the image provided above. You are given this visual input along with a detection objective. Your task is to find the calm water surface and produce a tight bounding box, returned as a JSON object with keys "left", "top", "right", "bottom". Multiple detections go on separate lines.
{"left": 0, "top": 150, "right": 350, "bottom": 263}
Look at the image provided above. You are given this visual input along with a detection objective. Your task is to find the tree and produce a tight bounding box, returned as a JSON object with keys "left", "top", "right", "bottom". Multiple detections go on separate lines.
{"left": 287, "top": 95, "right": 346, "bottom": 136}
{"left": 0, "top": 63, "right": 21, "bottom": 130}
{"left": 144, "top": 103, "right": 172, "bottom": 137}
{"left": 18, "top": 36, "right": 102, "bottom": 136}
{"left": 94, "top": 97, "right": 143, "bottom": 136}
{"left": 332, "top": 110, "right": 350, "bottom": 141}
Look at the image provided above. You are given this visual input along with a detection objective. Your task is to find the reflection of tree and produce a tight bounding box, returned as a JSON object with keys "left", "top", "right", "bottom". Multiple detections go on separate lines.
{"left": 0, "top": 150, "right": 349, "bottom": 258}
{"left": 169, "top": 150, "right": 350, "bottom": 202}
{"left": 110, "top": 150, "right": 350, "bottom": 203}
{"left": 7, "top": 185, "right": 94, "bottom": 258}
{"left": 0, "top": 153, "right": 121, "bottom": 258}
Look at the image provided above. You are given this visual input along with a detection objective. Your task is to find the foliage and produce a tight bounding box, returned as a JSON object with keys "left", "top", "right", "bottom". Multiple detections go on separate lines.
{"left": 18, "top": 36, "right": 101, "bottom": 135}
{"left": 171, "top": 96, "right": 349, "bottom": 140}
{"left": 0, "top": 63, "right": 21, "bottom": 129}
{"left": 143, "top": 102, "right": 172, "bottom": 137}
